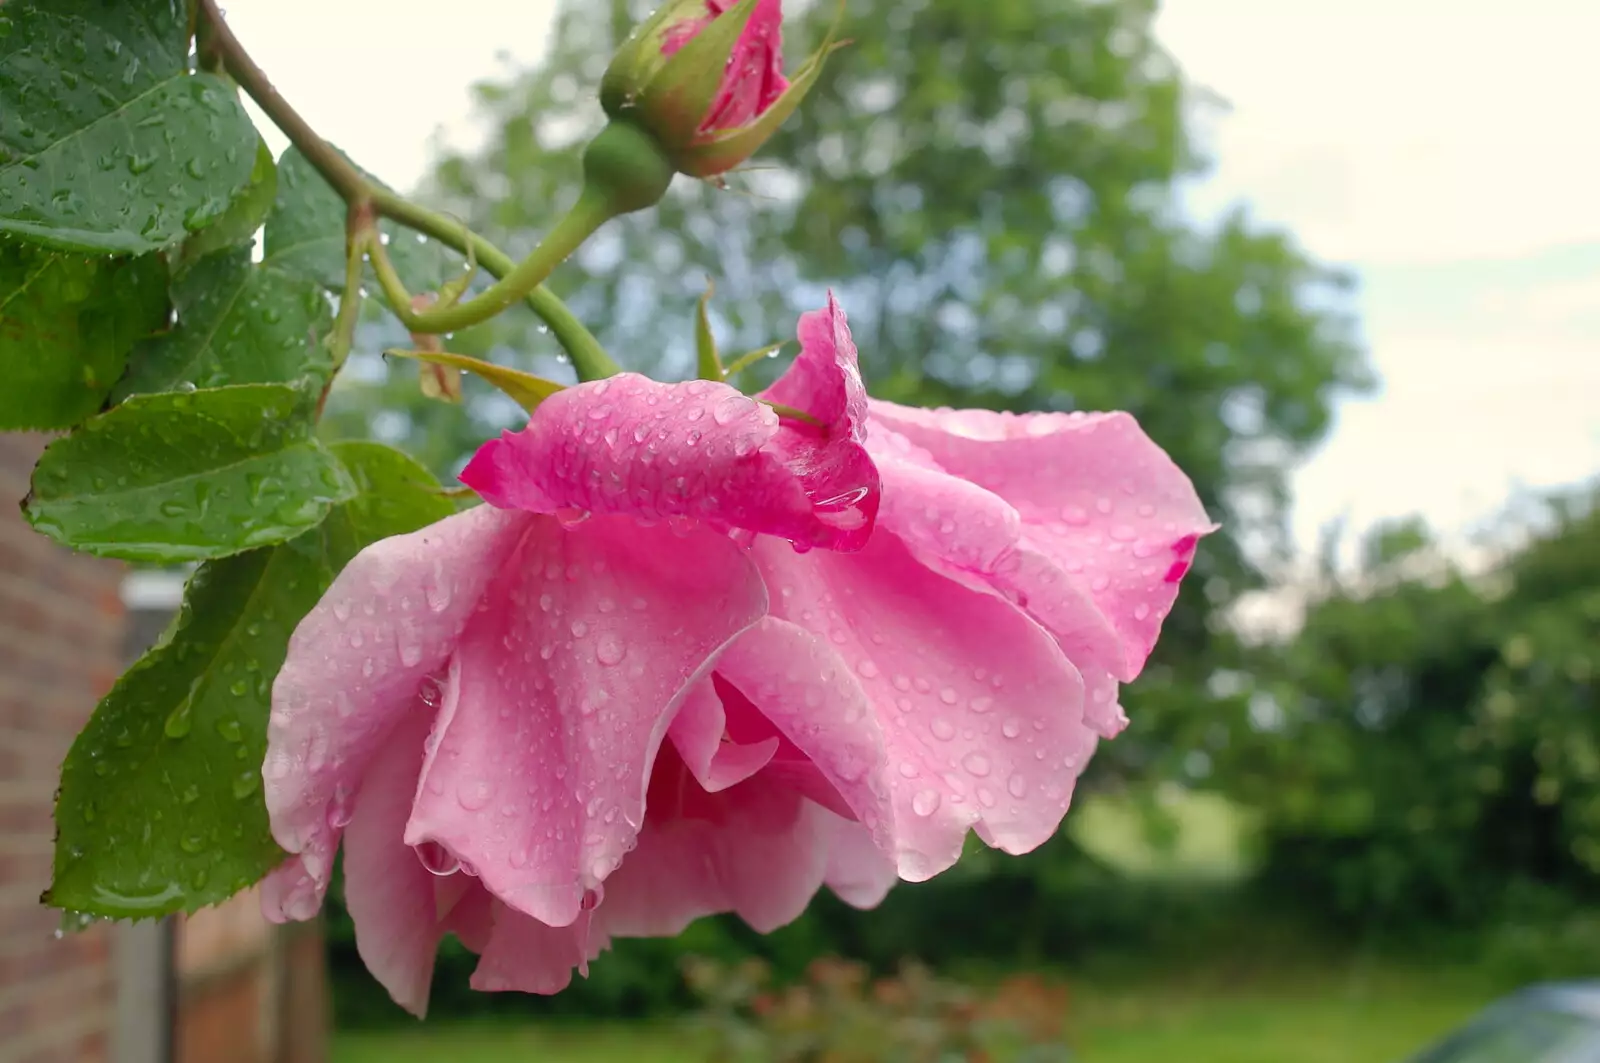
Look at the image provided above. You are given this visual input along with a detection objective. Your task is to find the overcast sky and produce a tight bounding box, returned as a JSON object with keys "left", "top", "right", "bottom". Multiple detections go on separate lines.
{"left": 226, "top": 0, "right": 1600, "bottom": 566}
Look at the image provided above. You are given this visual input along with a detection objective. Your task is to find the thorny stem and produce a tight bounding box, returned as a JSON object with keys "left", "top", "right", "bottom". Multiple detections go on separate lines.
{"left": 195, "top": 0, "right": 616, "bottom": 376}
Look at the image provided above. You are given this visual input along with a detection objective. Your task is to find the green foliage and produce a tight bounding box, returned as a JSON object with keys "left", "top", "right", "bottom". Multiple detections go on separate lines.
{"left": 0, "top": 0, "right": 257, "bottom": 253}
{"left": 48, "top": 443, "right": 454, "bottom": 918}
{"left": 24, "top": 384, "right": 356, "bottom": 563}
{"left": 115, "top": 247, "right": 334, "bottom": 398}
{"left": 0, "top": 241, "right": 169, "bottom": 428}
{"left": 1223, "top": 491, "right": 1600, "bottom": 930}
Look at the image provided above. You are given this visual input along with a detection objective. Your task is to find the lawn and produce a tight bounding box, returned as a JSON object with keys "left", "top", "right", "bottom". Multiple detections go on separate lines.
{"left": 332, "top": 957, "right": 1497, "bottom": 1063}
{"left": 332, "top": 793, "right": 1498, "bottom": 1062}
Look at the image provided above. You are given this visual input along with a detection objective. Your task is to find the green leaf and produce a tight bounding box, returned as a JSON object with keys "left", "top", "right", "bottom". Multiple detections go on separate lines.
{"left": 179, "top": 138, "right": 279, "bottom": 267}
{"left": 323, "top": 440, "right": 459, "bottom": 554}
{"left": 0, "top": 0, "right": 259, "bottom": 253}
{"left": 24, "top": 383, "right": 356, "bottom": 563}
{"left": 265, "top": 147, "right": 465, "bottom": 294}
{"left": 0, "top": 241, "right": 168, "bottom": 429}
{"left": 47, "top": 443, "right": 453, "bottom": 918}
{"left": 115, "top": 247, "right": 333, "bottom": 399}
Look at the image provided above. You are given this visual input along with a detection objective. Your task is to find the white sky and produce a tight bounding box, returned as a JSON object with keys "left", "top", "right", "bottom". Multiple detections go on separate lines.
{"left": 227, "top": 0, "right": 1600, "bottom": 566}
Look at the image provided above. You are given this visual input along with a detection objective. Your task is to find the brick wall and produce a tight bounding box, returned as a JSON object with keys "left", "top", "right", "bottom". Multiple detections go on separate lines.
{"left": 0, "top": 433, "right": 126, "bottom": 1063}
{"left": 1, "top": 435, "right": 329, "bottom": 1063}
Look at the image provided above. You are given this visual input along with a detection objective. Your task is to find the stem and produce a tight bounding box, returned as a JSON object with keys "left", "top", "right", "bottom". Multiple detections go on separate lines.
{"left": 317, "top": 221, "right": 370, "bottom": 419}
{"left": 370, "top": 190, "right": 620, "bottom": 381}
{"left": 195, "top": 0, "right": 617, "bottom": 378}
{"left": 372, "top": 187, "right": 615, "bottom": 337}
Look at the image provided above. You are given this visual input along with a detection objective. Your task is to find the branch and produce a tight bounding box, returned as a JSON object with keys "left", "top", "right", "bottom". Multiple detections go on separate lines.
{"left": 194, "top": 0, "right": 616, "bottom": 377}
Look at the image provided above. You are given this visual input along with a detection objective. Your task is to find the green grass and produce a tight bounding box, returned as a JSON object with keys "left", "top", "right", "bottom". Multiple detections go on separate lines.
{"left": 332, "top": 957, "right": 1497, "bottom": 1063}
{"left": 333, "top": 1023, "right": 702, "bottom": 1063}
{"left": 1070, "top": 960, "right": 1494, "bottom": 1063}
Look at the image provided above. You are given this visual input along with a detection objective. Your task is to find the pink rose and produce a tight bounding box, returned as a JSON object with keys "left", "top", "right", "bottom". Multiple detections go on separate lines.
{"left": 260, "top": 297, "right": 1212, "bottom": 1011}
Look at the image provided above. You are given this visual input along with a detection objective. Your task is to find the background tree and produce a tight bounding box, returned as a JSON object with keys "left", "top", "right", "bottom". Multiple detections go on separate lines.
{"left": 1219, "top": 492, "right": 1600, "bottom": 931}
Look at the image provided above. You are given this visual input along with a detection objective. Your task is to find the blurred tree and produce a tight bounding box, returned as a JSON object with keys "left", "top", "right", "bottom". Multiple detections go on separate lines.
{"left": 325, "top": 0, "right": 1369, "bottom": 783}
{"left": 1222, "top": 490, "right": 1600, "bottom": 930}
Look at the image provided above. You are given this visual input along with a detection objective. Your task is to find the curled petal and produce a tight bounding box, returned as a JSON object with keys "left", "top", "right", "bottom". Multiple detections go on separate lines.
{"left": 402, "top": 515, "right": 768, "bottom": 930}
{"left": 669, "top": 678, "right": 778, "bottom": 792}
{"left": 462, "top": 372, "right": 877, "bottom": 550}
{"left": 263, "top": 506, "right": 528, "bottom": 917}
{"left": 756, "top": 294, "right": 879, "bottom": 547}
{"left": 601, "top": 746, "right": 834, "bottom": 937}
{"left": 712, "top": 617, "right": 896, "bottom": 851}
{"left": 754, "top": 534, "right": 1093, "bottom": 881}
{"left": 869, "top": 402, "right": 1215, "bottom": 680}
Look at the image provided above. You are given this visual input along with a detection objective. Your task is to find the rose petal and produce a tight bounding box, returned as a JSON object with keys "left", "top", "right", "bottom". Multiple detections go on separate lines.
{"left": 756, "top": 294, "right": 879, "bottom": 548}
{"left": 403, "top": 515, "right": 767, "bottom": 929}
{"left": 338, "top": 704, "right": 443, "bottom": 1016}
{"left": 263, "top": 505, "right": 528, "bottom": 914}
{"left": 823, "top": 818, "right": 899, "bottom": 910}
{"left": 600, "top": 746, "right": 833, "bottom": 937}
{"left": 869, "top": 402, "right": 1215, "bottom": 678}
{"left": 470, "top": 902, "right": 608, "bottom": 995}
{"left": 462, "top": 372, "right": 875, "bottom": 550}
{"left": 711, "top": 617, "right": 895, "bottom": 851}
{"left": 753, "top": 533, "right": 1093, "bottom": 880}
{"left": 669, "top": 678, "right": 779, "bottom": 792}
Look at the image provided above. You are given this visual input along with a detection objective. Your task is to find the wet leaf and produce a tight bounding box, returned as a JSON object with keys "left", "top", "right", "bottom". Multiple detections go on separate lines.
{"left": 115, "top": 247, "right": 333, "bottom": 399}
{"left": 178, "top": 138, "right": 279, "bottom": 266}
{"left": 25, "top": 383, "right": 355, "bottom": 562}
{"left": 0, "top": 241, "right": 168, "bottom": 429}
{"left": 0, "top": 0, "right": 259, "bottom": 253}
{"left": 47, "top": 443, "right": 454, "bottom": 918}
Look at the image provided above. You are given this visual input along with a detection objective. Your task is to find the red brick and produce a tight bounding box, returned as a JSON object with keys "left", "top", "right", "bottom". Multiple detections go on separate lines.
{"left": 1, "top": 434, "right": 122, "bottom": 1063}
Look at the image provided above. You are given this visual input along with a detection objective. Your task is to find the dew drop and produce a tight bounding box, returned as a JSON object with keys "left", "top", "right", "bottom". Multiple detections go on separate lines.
{"left": 416, "top": 841, "right": 460, "bottom": 876}
{"left": 595, "top": 633, "right": 625, "bottom": 666}
{"left": 911, "top": 789, "right": 942, "bottom": 817}
{"left": 457, "top": 778, "right": 495, "bottom": 811}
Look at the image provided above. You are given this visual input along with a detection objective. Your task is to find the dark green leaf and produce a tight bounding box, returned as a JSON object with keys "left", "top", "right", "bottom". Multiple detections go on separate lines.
{"left": 24, "top": 383, "right": 355, "bottom": 562}
{"left": 47, "top": 443, "right": 452, "bottom": 918}
{"left": 179, "top": 138, "right": 279, "bottom": 266}
{"left": 265, "top": 147, "right": 465, "bottom": 294}
{"left": 0, "top": 0, "right": 259, "bottom": 253}
{"left": 0, "top": 241, "right": 168, "bottom": 429}
{"left": 115, "top": 247, "right": 333, "bottom": 399}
